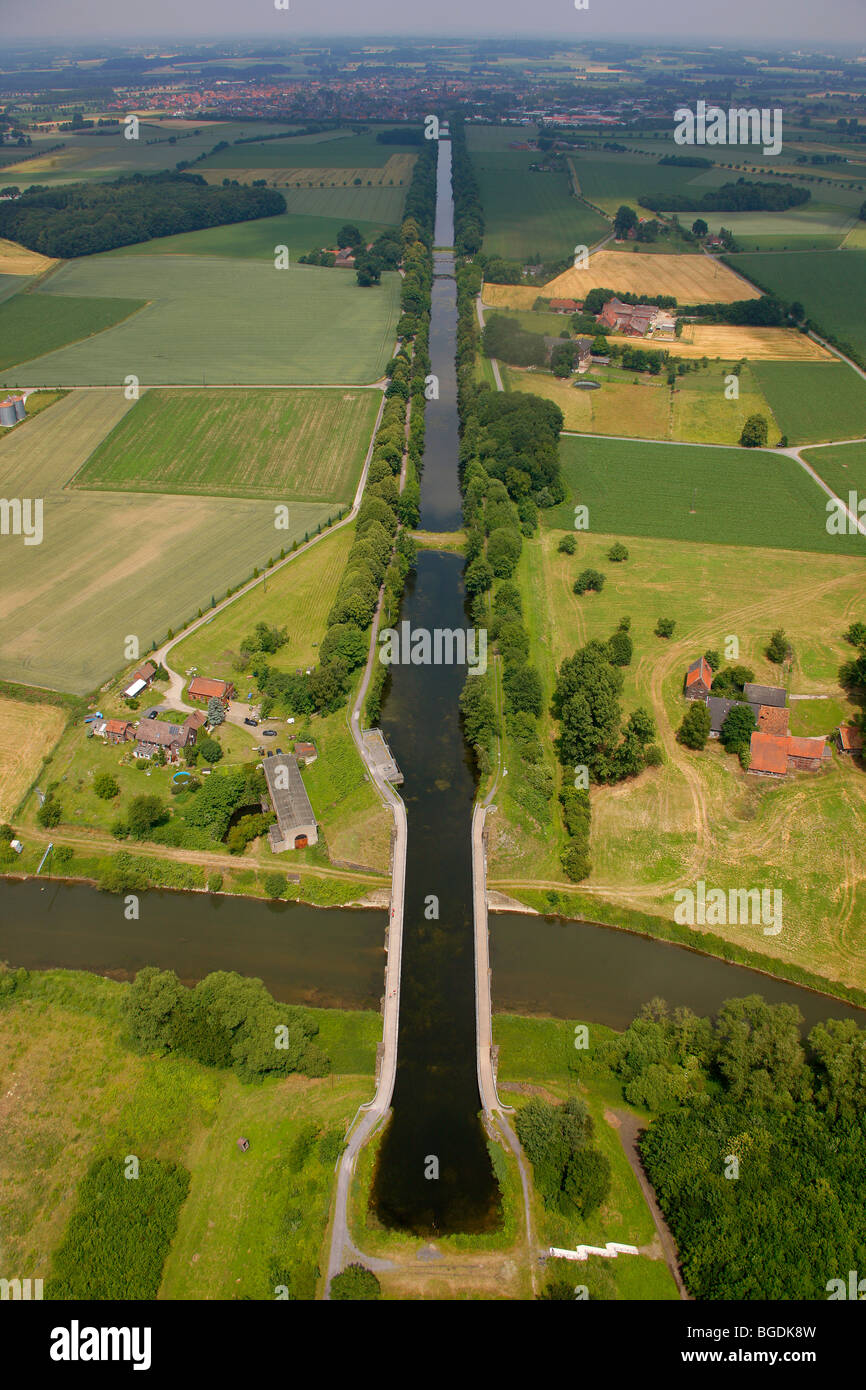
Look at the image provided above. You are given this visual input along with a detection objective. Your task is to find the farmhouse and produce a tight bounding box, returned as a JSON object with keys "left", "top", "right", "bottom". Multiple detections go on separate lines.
{"left": 103, "top": 718, "right": 134, "bottom": 745}
{"left": 134, "top": 715, "right": 199, "bottom": 762}
{"left": 543, "top": 336, "right": 593, "bottom": 372}
{"left": 188, "top": 676, "right": 234, "bottom": 706}
{"left": 749, "top": 730, "right": 830, "bottom": 777}
{"left": 263, "top": 753, "right": 318, "bottom": 851}
{"left": 549, "top": 298, "right": 580, "bottom": 313}
{"left": 122, "top": 661, "right": 157, "bottom": 699}
{"left": 597, "top": 297, "right": 677, "bottom": 338}
{"left": 684, "top": 656, "right": 713, "bottom": 700}
{"left": 294, "top": 740, "right": 318, "bottom": 765}
{"left": 837, "top": 724, "right": 863, "bottom": 756}
{"left": 749, "top": 732, "right": 790, "bottom": 777}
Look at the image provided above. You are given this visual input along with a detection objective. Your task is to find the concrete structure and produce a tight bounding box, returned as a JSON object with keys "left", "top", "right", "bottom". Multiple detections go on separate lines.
{"left": 263, "top": 753, "right": 318, "bottom": 851}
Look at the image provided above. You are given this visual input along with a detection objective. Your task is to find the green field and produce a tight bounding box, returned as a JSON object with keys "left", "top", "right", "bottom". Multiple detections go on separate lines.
{"left": 475, "top": 152, "right": 608, "bottom": 261}
{"left": 751, "top": 361, "right": 866, "bottom": 445}
{"left": 549, "top": 436, "right": 866, "bottom": 555}
{"left": 103, "top": 211, "right": 394, "bottom": 261}
{"left": 0, "top": 391, "right": 335, "bottom": 693}
{"left": 0, "top": 969, "right": 377, "bottom": 1299}
{"left": 670, "top": 203, "right": 855, "bottom": 252}
{"left": 0, "top": 254, "right": 400, "bottom": 386}
{"left": 570, "top": 151, "right": 723, "bottom": 216}
{"left": 802, "top": 442, "right": 866, "bottom": 500}
{"left": 4, "top": 121, "right": 294, "bottom": 188}
{"left": 198, "top": 128, "right": 421, "bottom": 170}
{"left": 0, "top": 291, "right": 146, "bottom": 372}
{"left": 729, "top": 249, "right": 866, "bottom": 365}
{"left": 74, "top": 388, "right": 379, "bottom": 501}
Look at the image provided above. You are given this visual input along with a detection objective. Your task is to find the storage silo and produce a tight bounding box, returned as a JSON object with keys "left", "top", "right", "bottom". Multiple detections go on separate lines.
{"left": 10, "top": 394, "right": 26, "bottom": 421}
{"left": 0, "top": 399, "right": 17, "bottom": 427}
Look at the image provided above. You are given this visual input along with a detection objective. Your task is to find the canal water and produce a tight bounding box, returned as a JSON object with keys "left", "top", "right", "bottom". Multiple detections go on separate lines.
{"left": 367, "top": 137, "right": 501, "bottom": 1234}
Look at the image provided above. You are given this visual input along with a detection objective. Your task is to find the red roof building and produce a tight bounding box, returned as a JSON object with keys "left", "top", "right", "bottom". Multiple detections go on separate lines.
{"left": 749, "top": 732, "right": 790, "bottom": 777}
{"left": 188, "top": 677, "right": 234, "bottom": 704}
{"left": 685, "top": 656, "right": 713, "bottom": 700}
{"left": 837, "top": 724, "right": 864, "bottom": 755}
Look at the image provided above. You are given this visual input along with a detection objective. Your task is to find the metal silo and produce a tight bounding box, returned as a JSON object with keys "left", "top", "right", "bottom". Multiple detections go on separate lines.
{"left": 0, "top": 399, "right": 17, "bottom": 427}
{"left": 10, "top": 394, "right": 26, "bottom": 421}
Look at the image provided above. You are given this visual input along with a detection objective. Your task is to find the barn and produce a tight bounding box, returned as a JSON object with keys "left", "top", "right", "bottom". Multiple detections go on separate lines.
{"left": 263, "top": 754, "right": 318, "bottom": 852}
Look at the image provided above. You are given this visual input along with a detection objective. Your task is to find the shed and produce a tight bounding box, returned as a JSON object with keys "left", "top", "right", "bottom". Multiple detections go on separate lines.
{"left": 748, "top": 731, "right": 789, "bottom": 777}
{"left": 263, "top": 754, "right": 318, "bottom": 851}
{"left": 743, "top": 683, "right": 786, "bottom": 708}
{"left": 837, "top": 724, "right": 863, "bottom": 756}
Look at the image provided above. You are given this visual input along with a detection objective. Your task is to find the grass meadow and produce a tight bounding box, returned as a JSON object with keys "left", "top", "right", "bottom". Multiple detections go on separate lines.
{"left": 802, "top": 442, "right": 866, "bottom": 500}
{"left": 0, "top": 970, "right": 378, "bottom": 1299}
{"left": 751, "top": 361, "right": 866, "bottom": 445}
{"left": 729, "top": 249, "right": 866, "bottom": 365}
{"left": 474, "top": 151, "right": 608, "bottom": 261}
{"left": 0, "top": 392, "right": 336, "bottom": 693}
{"left": 487, "top": 527, "right": 866, "bottom": 991}
{"left": 0, "top": 694, "right": 66, "bottom": 817}
{"left": 74, "top": 388, "right": 379, "bottom": 502}
{"left": 504, "top": 363, "right": 776, "bottom": 446}
{"left": 103, "top": 211, "right": 395, "bottom": 263}
{"left": 549, "top": 435, "right": 866, "bottom": 554}
{"left": 0, "top": 254, "right": 401, "bottom": 386}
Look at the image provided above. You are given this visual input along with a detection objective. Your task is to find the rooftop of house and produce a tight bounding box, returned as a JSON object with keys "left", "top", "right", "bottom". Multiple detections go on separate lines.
{"left": 705, "top": 696, "right": 761, "bottom": 732}
{"left": 749, "top": 731, "right": 790, "bottom": 776}
{"left": 757, "top": 704, "right": 790, "bottom": 736}
{"left": 188, "top": 676, "right": 231, "bottom": 699}
{"left": 135, "top": 717, "right": 188, "bottom": 747}
{"left": 686, "top": 656, "right": 713, "bottom": 688}
{"left": 838, "top": 723, "right": 864, "bottom": 752}
{"left": 787, "top": 735, "right": 829, "bottom": 760}
{"left": 263, "top": 754, "right": 316, "bottom": 836}
{"left": 743, "top": 683, "right": 786, "bottom": 708}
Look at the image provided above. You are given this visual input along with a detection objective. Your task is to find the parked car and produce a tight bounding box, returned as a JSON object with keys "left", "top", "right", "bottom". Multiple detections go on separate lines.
{"left": 243, "top": 717, "right": 258, "bottom": 727}
{"left": 262, "top": 729, "right": 277, "bottom": 737}
{"left": 276, "top": 748, "right": 283, "bottom": 754}
{"left": 146, "top": 708, "right": 159, "bottom": 719}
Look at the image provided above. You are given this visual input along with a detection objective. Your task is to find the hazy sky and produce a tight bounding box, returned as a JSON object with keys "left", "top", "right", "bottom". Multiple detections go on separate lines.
{"left": 5, "top": 0, "right": 866, "bottom": 47}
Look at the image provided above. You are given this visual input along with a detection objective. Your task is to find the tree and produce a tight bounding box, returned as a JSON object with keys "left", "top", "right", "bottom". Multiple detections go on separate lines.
{"left": 614, "top": 204, "right": 638, "bottom": 238}
{"left": 766, "top": 628, "right": 790, "bottom": 663}
{"left": 198, "top": 736, "right": 223, "bottom": 764}
{"left": 207, "top": 696, "right": 225, "bottom": 726}
{"left": 720, "top": 702, "right": 756, "bottom": 752}
{"left": 503, "top": 663, "right": 543, "bottom": 717}
{"left": 691, "top": 217, "right": 709, "bottom": 237}
{"left": 127, "top": 795, "right": 167, "bottom": 839}
{"left": 330, "top": 1264, "right": 381, "bottom": 1300}
{"left": 37, "top": 794, "right": 62, "bottom": 828}
{"left": 678, "top": 701, "right": 711, "bottom": 750}
{"left": 740, "top": 414, "right": 768, "bottom": 448}
{"left": 464, "top": 557, "right": 494, "bottom": 595}
{"left": 713, "top": 995, "right": 810, "bottom": 1107}
{"left": 703, "top": 649, "right": 721, "bottom": 671}
{"left": 336, "top": 223, "right": 362, "bottom": 249}
{"left": 319, "top": 622, "right": 367, "bottom": 670}
{"left": 608, "top": 541, "right": 629, "bottom": 562}
{"left": 574, "top": 568, "right": 605, "bottom": 594}
{"left": 655, "top": 617, "right": 676, "bottom": 638}
{"left": 607, "top": 630, "right": 633, "bottom": 666}
{"left": 122, "top": 966, "right": 187, "bottom": 1054}
{"left": 264, "top": 872, "right": 287, "bottom": 900}
{"left": 550, "top": 342, "right": 575, "bottom": 378}
{"left": 94, "top": 772, "right": 119, "bottom": 799}
{"left": 557, "top": 533, "right": 576, "bottom": 554}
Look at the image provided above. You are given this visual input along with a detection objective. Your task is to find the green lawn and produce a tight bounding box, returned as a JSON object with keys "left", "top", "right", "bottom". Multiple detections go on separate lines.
{"left": 549, "top": 435, "right": 866, "bottom": 555}
{"left": 74, "top": 388, "right": 379, "bottom": 502}
{"left": 728, "top": 249, "right": 866, "bottom": 365}
{"left": 0, "top": 254, "right": 400, "bottom": 386}
{"left": 0, "top": 291, "right": 146, "bottom": 371}
{"left": 571, "top": 151, "right": 718, "bottom": 217}
{"left": 0, "top": 970, "right": 374, "bottom": 1300}
{"left": 667, "top": 202, "right": 855, "bottom": 252}
{"left": 750, "top": 361, "right": 866, "bottom": 445}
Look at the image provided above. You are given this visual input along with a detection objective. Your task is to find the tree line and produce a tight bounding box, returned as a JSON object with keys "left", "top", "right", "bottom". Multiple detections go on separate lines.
{"left": 641, "top": 179, "right": 811, "bottom": 215}
{"left": 0, "top": 170, "right": 286, "bottom": 258}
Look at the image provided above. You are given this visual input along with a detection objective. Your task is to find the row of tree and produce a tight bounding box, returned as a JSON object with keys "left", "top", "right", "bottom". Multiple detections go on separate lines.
{"left": 641, "top": 178, "right": 811, "bottom": 215}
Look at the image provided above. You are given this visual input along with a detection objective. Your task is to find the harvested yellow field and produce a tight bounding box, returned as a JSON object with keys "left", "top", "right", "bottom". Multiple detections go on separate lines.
{"left": 481, "top": 283, "right": 542, "bottom": 310}
{"left": 201, "top": 153, "right": 415, "bottom": 189}
{"left": 0, "top": 695, "right": 65, "bottom": 818}
{"left": 664, "top": 326, "right": 832, "bottom": 361}
{"left": 544, "top": 251, "right": 761, "bottom": 304}
{"left": 0, "top": 238, "right": 56, "bottom": 276}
